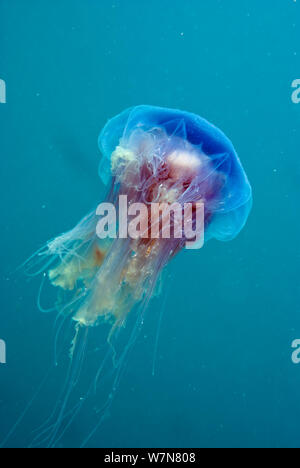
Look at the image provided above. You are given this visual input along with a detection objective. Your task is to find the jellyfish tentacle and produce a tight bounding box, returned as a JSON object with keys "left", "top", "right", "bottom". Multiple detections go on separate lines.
{"left": 37, "top": 274, "right": 58, "bottom": 314}
{"left": 0, "top": 365, "right": 55, "bottom": 448}
{"left": 44, "top": 325, "right": 89, "bottom": 448}
{"left": 152, "top": 274, "right": 172, "bottom": 377}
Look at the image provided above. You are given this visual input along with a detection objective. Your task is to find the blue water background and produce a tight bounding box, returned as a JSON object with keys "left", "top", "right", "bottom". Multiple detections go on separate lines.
{"left": 0, "top": 0, "right": 300, "bottom": 448}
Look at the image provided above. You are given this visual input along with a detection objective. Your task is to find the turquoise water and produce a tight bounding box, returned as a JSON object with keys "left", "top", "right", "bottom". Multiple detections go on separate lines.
{"left": 0, "top": 0, "right": 300, "bottom": 448}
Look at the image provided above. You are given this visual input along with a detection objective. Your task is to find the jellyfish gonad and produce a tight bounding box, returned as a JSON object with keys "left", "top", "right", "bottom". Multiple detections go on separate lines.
{"left": 7, "top": 106, "right": 252, "bottom": 447}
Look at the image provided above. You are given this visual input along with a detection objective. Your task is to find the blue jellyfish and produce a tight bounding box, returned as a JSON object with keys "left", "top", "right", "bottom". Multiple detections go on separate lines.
{"left": 5, "top": 106, "right": 252, "bottom": 447}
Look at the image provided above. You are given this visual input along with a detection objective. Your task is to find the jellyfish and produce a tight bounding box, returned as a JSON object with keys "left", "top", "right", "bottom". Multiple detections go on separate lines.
{"left": 47, "top": 105, "right": 251, "bottom": 325}
{"left": 4, "top": 105, "right": 252, "bottom": 448}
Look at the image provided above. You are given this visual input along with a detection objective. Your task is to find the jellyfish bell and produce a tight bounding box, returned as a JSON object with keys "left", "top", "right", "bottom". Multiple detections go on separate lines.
{"left": 14, "top": 105, "right": 252, "bottom": 447}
